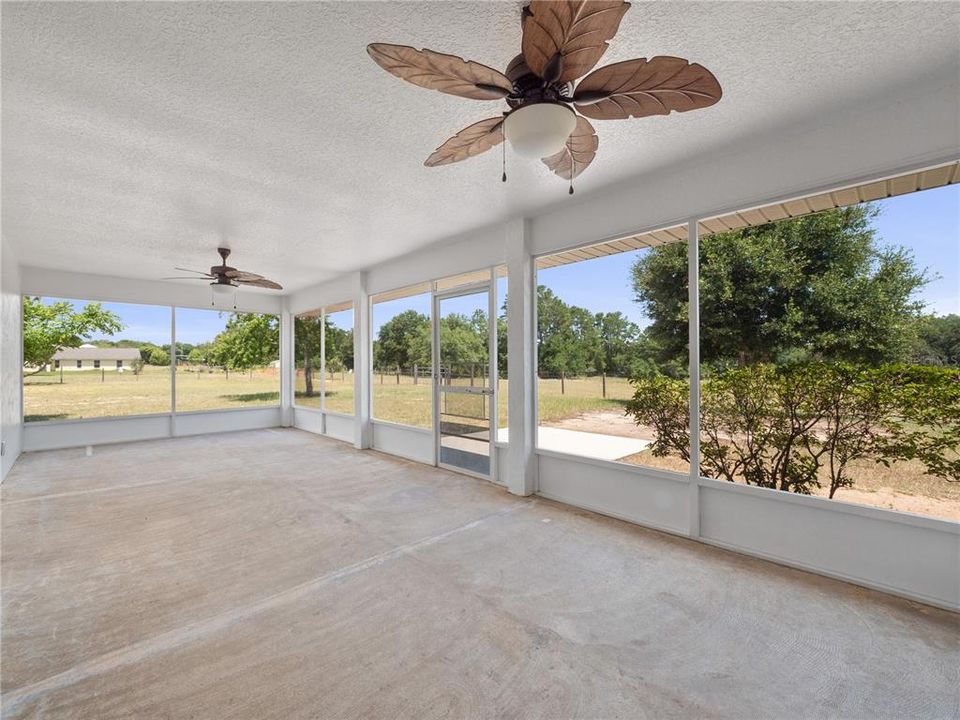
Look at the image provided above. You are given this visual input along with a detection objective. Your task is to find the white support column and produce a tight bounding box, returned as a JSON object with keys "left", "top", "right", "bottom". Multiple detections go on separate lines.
{"left": 687, "top": 219, "right": 701, "bottom": 538}
{"left": 506, "top": 218, "right": 537, "bottom": 496}
{"left": 169, "top": 306, "right": 177, "bottom": 437}
{"left": 353, "top": 272, "right": 372, "bottom": 449}
{"left": 488, "top": 267, "right": 499, "bottom": 482}
{"left": 319, "top": 308, "right": 326, "bottom": 434}
{"left": 280, "top": 303, "right": 294, "bottom": 427}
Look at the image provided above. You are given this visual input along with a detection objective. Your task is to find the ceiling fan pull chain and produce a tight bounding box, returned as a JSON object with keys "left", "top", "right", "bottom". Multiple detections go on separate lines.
{"left": 501, "top": 124, "right": 507, "bottom": 183}
{"left": 569, "top": 152, "right": 574, "bottom": 195}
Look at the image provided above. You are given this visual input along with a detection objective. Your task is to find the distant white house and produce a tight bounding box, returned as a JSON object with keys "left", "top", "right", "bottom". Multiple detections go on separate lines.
{"left": 49, "top": 344, "right": 141, "bottom": 371}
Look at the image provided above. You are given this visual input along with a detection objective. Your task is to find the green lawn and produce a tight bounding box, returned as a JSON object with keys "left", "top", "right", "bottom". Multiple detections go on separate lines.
{"left": 299, "top": 373, "right": 632, "bottom": 429}
{"left": 24, "top": 366, "right": 280, "bottom": 421}
{"left": 25, "top": 367, "right": 632, "bottom": 427}
{"left": 294, "top": 371, "right": 355, "bottom": 414}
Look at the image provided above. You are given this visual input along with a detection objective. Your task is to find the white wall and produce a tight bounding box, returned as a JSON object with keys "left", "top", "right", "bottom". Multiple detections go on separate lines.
{"left": 292, "top": 406, "right": 359, "bottom": 447}
{"left": 371, "top": 420, "right": 434, "bottom": 465}
{"left": 22, "top": 408, "right": 283, "bottom": 452}
{"left": 325, "top": 412, "right": 355, "bottom": 444}
{"left": 364, "top": 223, "right": 506, "bottom": 298}
{"left": 287, "top": 272, "right": 362, "bottom": 317}
{"left": 538, "top": 452, "right": 690, "bottom": 536}
{"left": 1, "top": 237, "right": 23, "bottom": 480}
{"left": 292, "top": 406, "right": 324, "bottom": 435}
{"left": 698, "top": 481, "right": 960, "bottom": 611}
{"left": 537, "top": 451, "right": 960, "bottom": 611}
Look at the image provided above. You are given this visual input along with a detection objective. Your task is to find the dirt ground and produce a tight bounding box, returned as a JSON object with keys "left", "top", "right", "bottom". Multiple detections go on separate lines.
{"left": 546, "top": 411, "right": 960, "bottom": 522}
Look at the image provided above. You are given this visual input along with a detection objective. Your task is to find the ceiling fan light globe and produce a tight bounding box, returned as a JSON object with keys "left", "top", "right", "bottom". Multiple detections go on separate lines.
{"left": 504, "top": 103, "right": 576, "bottom": 160}
{"left": 211, "top": 282, "right": 234, "bottom": 296}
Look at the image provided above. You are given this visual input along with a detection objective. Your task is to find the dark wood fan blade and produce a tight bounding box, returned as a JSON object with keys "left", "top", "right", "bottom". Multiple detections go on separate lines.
{"left": 542, "top": 115, "right": 598, "bottom": 180}
{"left": 425, "top": 117, "right": 505, "bottom": 167}
{"left": 224, "top": 269, "right": 264, "bottom": 281}
{"left": 174, "top": 267, "right": 214, "bottom": 276}
{"left": 521, "top": 1, "right": 630, "bottom": 84}
{"left": 235, "top": 277, "right": 283, "bottom": 290}
{"left": 161, "top": 276, "right": 212, "bottom": 280}
{"left": 573, "top": 56, "right": 722, "bottom": 120}
{"left": 367, "top": 44, "right": 512, "bottom": 100}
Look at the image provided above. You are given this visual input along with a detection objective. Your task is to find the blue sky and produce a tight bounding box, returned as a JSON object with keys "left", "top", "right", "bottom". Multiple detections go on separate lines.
{"left": 870, "top": 184, "right": 959, "bottom": 317}
{"left": 43, "top": 186, "right": 958, "bottom": 341}
{"left": 327, "top": 307, "right": 353, "bottom": 331}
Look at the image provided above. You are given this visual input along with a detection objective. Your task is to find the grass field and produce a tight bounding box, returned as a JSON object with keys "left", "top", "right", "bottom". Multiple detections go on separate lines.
{"left": 24, "top": 366, "right": 279, "bottom": 421}
{"left": 25, "top": 368, "right": 956, "bottom": 520}
{"left": 315, "top": 373, "right": 633, "bottom": 430}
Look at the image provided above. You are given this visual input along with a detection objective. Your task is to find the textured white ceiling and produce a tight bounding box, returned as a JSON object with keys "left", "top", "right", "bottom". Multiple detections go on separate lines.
{"left": 2, "top": 1, "right": 958, "bottom": 292}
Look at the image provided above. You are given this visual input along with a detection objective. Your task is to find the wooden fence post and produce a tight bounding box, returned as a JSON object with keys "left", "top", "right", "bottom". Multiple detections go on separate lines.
{"left": 561, "top": 371, "right": 565, "bottom": 395}
{"left": 602, "top": 372, "right": 607, "bottom": 399}
{"left": 413, "top": 364, "right": 418, "bottom": 385}
{"left": 396, "top": 364, "right": 400, "bottom": 384}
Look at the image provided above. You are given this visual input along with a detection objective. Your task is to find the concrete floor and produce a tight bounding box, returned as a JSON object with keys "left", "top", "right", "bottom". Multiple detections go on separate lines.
{"left": 2, "top": 429, "right": 958, "bottom": 719}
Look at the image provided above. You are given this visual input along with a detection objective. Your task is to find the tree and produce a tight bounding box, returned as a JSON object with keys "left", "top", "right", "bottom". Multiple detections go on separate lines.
{"left": 294, "top": 315, "right": 322, "bottom": 396}
{"left": 594, "top": 311, "right": 641, "bottom": 376}
{"left": 22, "top": 297, "right": 123, "bottom": 374}
{"left": 631, "top": 206, "right": 930, "bottom": 367}
{"left": 438, "top": 313, "right": 487, "bottom": 367}
{"left": 537, "top": 286, "right": 599, "bottom": 378}
{"left": 137, "top": 342, "right": 163, "bottom": 364}
{"left": 174, "top": 342, "right": 195, "bottom": 363}
{"left": 914, "top": 314, "right": 960, "bottom": 366}
{"left": 406, "top": 321, "right": 433, "bottom": 368}
{"left": 374, "top": 310, "right": 430, "bottom": 369}
{"left": 209, "top": 313, "right": 279, "bottom": 371}
{"left": 324, "top": 320, "right": 353, "bottom": 374}
{"left": 187, "top": 343, "right": 215, "bottom": 366}
{"left": 147, "top": 347, "right": 170, "bottom": 366}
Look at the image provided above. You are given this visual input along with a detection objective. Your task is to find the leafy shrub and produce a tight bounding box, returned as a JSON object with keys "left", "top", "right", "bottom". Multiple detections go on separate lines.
{"left": 627, "top": 363, "right": 959, "bottom": 498}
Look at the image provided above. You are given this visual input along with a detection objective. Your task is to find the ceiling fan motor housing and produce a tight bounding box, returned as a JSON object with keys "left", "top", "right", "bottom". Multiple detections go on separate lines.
{"left": 211, "top": 247, "right": 236, "bottom": 279}
{"left": 505, "top": 54, "right": 573, "bottom": 110}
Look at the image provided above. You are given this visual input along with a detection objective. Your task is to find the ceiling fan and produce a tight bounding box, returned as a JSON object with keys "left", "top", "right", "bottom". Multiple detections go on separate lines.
{"left": 367, "top": 0, "right": 721, "bottom": 193}
{"left": 163, "top": 248, "right": 283, "bottom": 299}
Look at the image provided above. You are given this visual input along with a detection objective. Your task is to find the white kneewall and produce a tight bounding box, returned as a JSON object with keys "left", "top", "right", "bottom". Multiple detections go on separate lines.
{"left": 22, "top": 407, "right": 283, "bottom": 452}
{"left": 291, "top": 406, "right": 358, "bottom": 446}
{"left": 1, "top": 238, "right": 23, "bottom": 481}
{"left": 536, "top": 451, "right": 960, "bottom": 611}
{"left": 538, "top": 452, "right": 691, "bottom": 536}
{"left": 697, "top": 480, "right": 960, "bottom": 610}
{"left": 371, "top": 420, "right": 434, "bottom": 465}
